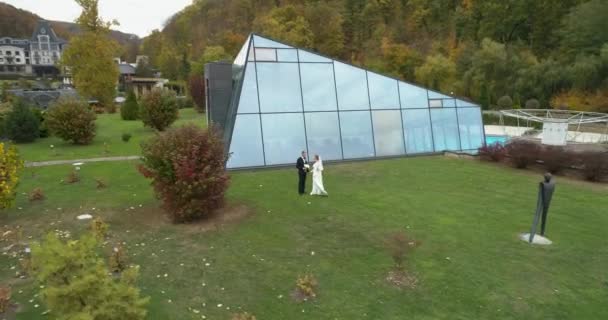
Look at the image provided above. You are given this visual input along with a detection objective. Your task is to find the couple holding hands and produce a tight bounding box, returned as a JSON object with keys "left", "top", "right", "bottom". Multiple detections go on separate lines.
{"left": 296, "top": 151, "right": 328, "bottom": 196}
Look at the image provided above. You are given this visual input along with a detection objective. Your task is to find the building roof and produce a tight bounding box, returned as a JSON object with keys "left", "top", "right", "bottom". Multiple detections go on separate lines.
{"left": 119, "top": 63, "right": 136, "bottom": 75}
{"left": 31, "top": 20, "right": 66, "bottom": 43}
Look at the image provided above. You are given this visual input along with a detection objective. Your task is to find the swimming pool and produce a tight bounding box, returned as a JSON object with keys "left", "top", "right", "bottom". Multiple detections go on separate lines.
{"left": 485, "top": 135, "right": 509, "bottom": 145}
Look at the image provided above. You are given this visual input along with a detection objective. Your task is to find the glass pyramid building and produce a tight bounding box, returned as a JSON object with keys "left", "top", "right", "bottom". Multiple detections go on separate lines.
{"left": 211, "top": 34, "right": 485, "bottom": 169}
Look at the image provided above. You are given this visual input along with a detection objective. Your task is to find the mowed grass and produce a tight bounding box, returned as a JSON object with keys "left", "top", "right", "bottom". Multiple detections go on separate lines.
{"left": 15, "top": 108, "right": 205, "bottom": 162}
{"left": 1, "top": 157, "right": 608, "bottom": 319}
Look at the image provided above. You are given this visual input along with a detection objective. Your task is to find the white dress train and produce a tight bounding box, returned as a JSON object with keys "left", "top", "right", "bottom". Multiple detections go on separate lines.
{"left": 310, "top": 158, "right": 328, "bottom": 196}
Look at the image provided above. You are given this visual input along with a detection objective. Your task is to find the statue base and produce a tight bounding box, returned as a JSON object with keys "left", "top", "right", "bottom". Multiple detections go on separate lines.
{"left": 520, "top": 233, "right": 552, "bottom": 245}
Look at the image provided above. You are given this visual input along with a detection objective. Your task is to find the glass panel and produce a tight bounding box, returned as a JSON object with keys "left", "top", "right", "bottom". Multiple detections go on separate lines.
{"left": 277, "top": 49, "right": 298, "bottom": 62}
{"left": 372, "top": 110, "right": 405, "bottom": 156}
{"left": 255, "top": 48, "right": 276, "bottom": 61}
{"left": 428, "top": 90, "right": 452, "bottom": 99}
{"left": 298, "top": 49, "right": 332, "bottom": 63}
{"left": 429, "top": 100, "right": 443, "bottom": 108}
{"left": 443, "top": 99, "right": 456, "bottom": 108}
{"left": 253, "top": 35, "right": 292, "bottom": 48}
{"left": 456, "top": 99, "right": 477, "bottom": 107}
{"left": 305, "top": 112, "right": 342, "bottom": 161}
{"left": 236, "top": 63, "right": 259, "bottom": 114}
{"left": 334, "top": 62, "right": 369, "bottom": 110}
{"left": 261, "top": 113, "right": 306, "bottom": 165}
{"left": 256, "top": 62, "right": 302, "bottom": 113}
{"left": 368, "top": 72, "right": 399, "bottom": 109}
{"left": 339, "top": 111, "right": 375, "bottom": 159}
{"left": 430, "top": 108, "right": 461, "bottom": 151}
{"left": 300, "top": 63, "right": 337, "bottom": 111}
{"left": 457, "top": 108, "right": 484, "bottom": 150}
{"left": 247, "top": 44, "right": 255, "bottom": 61}
{"left": 227, "top": 114, "right": 265, "bottom": 168}
{"left": 402, "top": 109, "right": 434, "bottom": 154}
{"left": 399, "top": 82, "right": 428, "bottom": 109}
{"left": 233, "top": 36, "right": 251, "bottom": 66}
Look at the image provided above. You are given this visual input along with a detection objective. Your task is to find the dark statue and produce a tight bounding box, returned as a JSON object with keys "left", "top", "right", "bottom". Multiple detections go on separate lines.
{"left": 528, "top": 173, "right": 556, "bottom": 243}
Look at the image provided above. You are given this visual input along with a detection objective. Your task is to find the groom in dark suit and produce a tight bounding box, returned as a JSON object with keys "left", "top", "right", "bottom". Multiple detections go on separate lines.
{"left": 296, "top": 150, "right": 308, "bottom": 195}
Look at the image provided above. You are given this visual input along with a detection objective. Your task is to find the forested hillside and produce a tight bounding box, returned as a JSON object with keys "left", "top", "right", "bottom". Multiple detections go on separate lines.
{"left": 0, "top": 2, "right": 141, "bottom": 61}
{"left": 142, "top": 0, "right": 608, "bottom": 111}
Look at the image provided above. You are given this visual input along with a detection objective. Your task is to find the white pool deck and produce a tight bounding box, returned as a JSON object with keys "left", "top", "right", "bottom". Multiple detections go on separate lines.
{"left": 484, "top": 125, "right": 607, "bottom": 144}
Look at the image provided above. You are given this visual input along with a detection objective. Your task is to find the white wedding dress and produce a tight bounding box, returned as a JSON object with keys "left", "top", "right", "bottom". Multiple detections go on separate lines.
{"left": 310, "top": 157, "right": 328, "bottom": 196}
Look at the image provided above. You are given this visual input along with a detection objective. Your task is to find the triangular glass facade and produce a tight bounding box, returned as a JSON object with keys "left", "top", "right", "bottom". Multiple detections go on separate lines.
{"left": 224, "top": 34, "right": 485, "bottom": 169}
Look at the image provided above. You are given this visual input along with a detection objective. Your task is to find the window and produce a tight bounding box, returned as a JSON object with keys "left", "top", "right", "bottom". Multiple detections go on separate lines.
{"left": 429, "top": 99, "right": 443, "bottom": 108}
{"left": 5, "top": 51, "right": 11, "bottom": 56}
{"left": 277, "top": 49, "right": 298, "bottom": 62}
{"left": 254, "top": 48, "right": 276, "bottom": 61}
{"left": 0, "top": 58, "right": 4, "bottom": 62}
{"left": 227, "top": 114, "right": 265, "bottom": 168}
{"left": 300, "top": 63, "right": 337, "bottom": 111}
{"left": 298, "top": 50, "right": 331, "bottom": 63}
{"left": 334, "top": 62, "right": 369, "bottom": 110}
{"left": 372, "top": 110, "right": 405, "bottom": 156}
{"left": 15, "top": 51, "right": 20, "bottom": 56}
{"left": 430, "top": 108, "right": 461, "bottom": 151}
{"left": 399, "top": 82, "right": 428, "bottom": 109}
{"left": 339, "top": 111, "right": 375, "bottom": 159}
{"left": 256, "top": 62, "right": 302, "bottom": 113}
{"left": 457, "top": 108, "right": 484, "bottom": 150}
{"left": 402, "top": 109, "right": 433, "bottom": 154}
{"left": 261, "top": 113, "right": 306, "bottom": 165}
{"left": 368, "top": 72, "right": 399, "bottom": 109}
{"left": 15, "top": 58, "right": 20, "bottom": 63}
{"left": 305, "top": 112, "right": 343, "bottom": 161}
{"left": 236, "top": 64, "right": 259, "bottom": 114}
{"left": 253, "top": 35, "right": 291, "bottom": 49}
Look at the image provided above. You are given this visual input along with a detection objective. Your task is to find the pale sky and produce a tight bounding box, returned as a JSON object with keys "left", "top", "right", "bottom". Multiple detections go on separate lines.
{"left": 3, "top": 0, "right": 193, "bottom": 37}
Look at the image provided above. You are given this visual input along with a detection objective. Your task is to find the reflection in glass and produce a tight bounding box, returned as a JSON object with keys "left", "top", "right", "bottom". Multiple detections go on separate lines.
{"left": 236, "top": 64, "right": 259, "bottom": 113}
{"left": 305, "top": 112, "right": 343, "bottom": 160}
{"left": 256, "top": 63, "right": 302, "bottom": 113}
{"left": 399, "top": 82, "right": 428, "bottom": 109}
{"left": 431, "top": 108, "right": 461, "bottom": 151}
{"left": 300, "top": 63, "right": 337, "bottom": 111}
{"left": 372, "top": 110, "right": 405, "bottom": 156}
{"left": 339, "top": 111, "right": 375, "bottom": 158}
{"left": 402, "top": 109, "right": 433, "bottom": 153}
{"left": 428, "top": 90, "right": 452, "bottom": 99}
{"left": 443, "top": 99, "right": 456, "bottom": 108}
{"left": 277, "top": 49, "right": 298, "bottom": 62}
{"left": 429, "top": 99, "right": 443, "bottom": 108}
{"left": 253, "top": 35, "right": 291, "bottom": 48}
{"left": 368, "top": 72, "right": 399, "bottom": 109}
{"left": 261, "top": 113, "right": 306, "bottom": 165}
{"left": 298, "top": 49, "right": 332, "bottom": 62}
{"left": 457, "top": 108, "right": 484, "bottom": 150}
{"left": 227, "top": 114, "right": 264, "bottom": 168}
{"left": 254, "top": 48, "right": 276, "bottom": 61}
{"left": 334, "top": 62, "right": 370, "bottom": 110}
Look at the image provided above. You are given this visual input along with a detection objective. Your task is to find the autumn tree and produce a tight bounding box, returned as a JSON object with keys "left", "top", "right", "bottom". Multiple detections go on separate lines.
{"left": 415, "top": 54, "right": 457, "bottom": 93}
{"left": 0, "top": 142, "right": 23, "bottom": 209}
{"left": 188, "top": 75, "right": 205, "bottom": 113}
{"left": 61, "top": 0, "right": 119, "bottom": 110}
{"left": 253, "top": 5, "right": 313, "bottom": 48}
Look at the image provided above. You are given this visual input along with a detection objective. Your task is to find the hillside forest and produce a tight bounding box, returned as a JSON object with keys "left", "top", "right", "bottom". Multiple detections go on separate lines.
{"left": 141, "top": 0, "right": 608, "bottom": 111}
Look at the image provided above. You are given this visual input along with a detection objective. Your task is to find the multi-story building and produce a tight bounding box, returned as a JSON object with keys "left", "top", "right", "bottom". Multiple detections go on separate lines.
{"left": 0, "top": 20, "right": 66, "bottom": 77}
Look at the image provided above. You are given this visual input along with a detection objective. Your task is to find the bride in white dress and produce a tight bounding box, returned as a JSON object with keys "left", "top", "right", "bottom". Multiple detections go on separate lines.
{"left": 310, "top": 154, "right": 328, "bottom": 196}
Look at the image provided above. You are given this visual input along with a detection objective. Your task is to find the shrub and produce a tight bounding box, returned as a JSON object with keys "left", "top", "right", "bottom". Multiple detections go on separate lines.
{"left": 139, "top": 89, "right": 178, "bottom": 131}
{"left": 295, "top": 274, "right": 318, "bottom": 300}
{"left": 188, "top": 74, "right": 205, "bottom": 113}
{"left": 65, "top": 170, "right": 80, "bottom": 184}
{"left": 122, "top": 133, "right": 132, "bottom": 142}
{"left": 31, "top": 108, "right": 49, "bottom": 138}
{"left": 579, "top": 151, "right": 608, "bottom": 181}
{"left": 176, "top": 96, "right": 194, "bottom": 109}
{"left": 0, "top": 286, "right": 10, "bottom": 313}
{"left": 497, "top": 95, "right": 513, "bottom": 110}
{"left": 3, "top": 100, "right": 40, "bottom": 143}
{"left": 525, "top": 99, "right": 540, "bottom": 109}
{"left": 232, "top": 312, "right": 257, "bottom": 320}
{"left": 121, "top": 90, "right": 139, "bottom": 120}
{"left": 478, "top": 143, "right": 506, "bottom": 162}
{"left": 505, "top": 140, "right": 540, "bottom": 169}
{"left": 0, "top": 142, "right": 23, "bottom": 209}
{"left": 139, "top": 125, "right": 230, "bottom": 223}
{"left": 28, "top": 187, "right": 45, "bottom": 202}
{"left": 109, "top": 243, "right": 129, "bottom": 273}
{"left": 31, "top": 232, "right": 149, "bottom": 319}
{"left": 46, "top": 98, "right": 96, "bottom": 145}
{"left": 539, "top": 146, "right": 570, "bottom": 174}
{"left": 95, "top": 178, "right": 108, "bottom": 189}
{"left": 105, "top": 103, "right": 117, "bottom": 114}
{"left": 90, "top": 217, "right": 109, "bottom": 241}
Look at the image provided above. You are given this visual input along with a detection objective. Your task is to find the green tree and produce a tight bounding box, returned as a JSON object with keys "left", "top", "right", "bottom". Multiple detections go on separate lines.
{"left": 139, "top": 89, "right": 178, "bottom": 131}
{"left": 253, "top": 5, "right": 313, "bottom": 48}
{"left": 157, "top": 47, "right": 180, "bottom": 80}
{"left": 121, "top": 90, "right": 139, "bottom": 120}
{"left": 0, "top": 82, "right": 10, "bottom": 103}
{"left": 415, "top": 54, "right": 456, "bottom": 93}
{"left": 61, "top": 0, "right": 119, "bottom": 110}
{"left": 31, "top": 232, "right": 149, "bottom": 320}
{"left": 191, "top": 46, "right": 231, "bottom": 76}
{"left": 560, "top": 0, "right": 608, "bottom": 55}
{"left": 304, "top": 2, "right": 345, "bottom": 57}
{"left": 134, "top": 59, "right": 154, "bottom": 78}
{"left": 3, "top": 100, "right": 40, "bottom": 143}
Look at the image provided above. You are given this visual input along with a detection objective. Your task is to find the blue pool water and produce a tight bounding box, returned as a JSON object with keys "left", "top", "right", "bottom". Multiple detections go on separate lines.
{"left": 485, "top": 135, "right": 508, "bottom": 145}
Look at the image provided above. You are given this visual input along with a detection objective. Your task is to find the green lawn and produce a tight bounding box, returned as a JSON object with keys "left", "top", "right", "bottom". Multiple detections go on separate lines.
{"left": 15, "top": 108, "right": 205, "bottom": 162}
{"left": 1, "top": 157, "right": 607, "bottom": 319}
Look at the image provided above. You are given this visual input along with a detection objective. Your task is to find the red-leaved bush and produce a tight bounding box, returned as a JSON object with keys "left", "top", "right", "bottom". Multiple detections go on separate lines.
{"left": 505, "top": 140, "right": 540, "bottom": 169}
{"left": 578, "top": 151, "right": 608, "bottom": 182}
{"left": 478, "top": 143, "right": 506, "bottom": 162}
{"left": 539, "top": 146, "right": 571, "bottom": 174}
{"left": 138, "top": 125, "right": 230, "bottom": 223}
